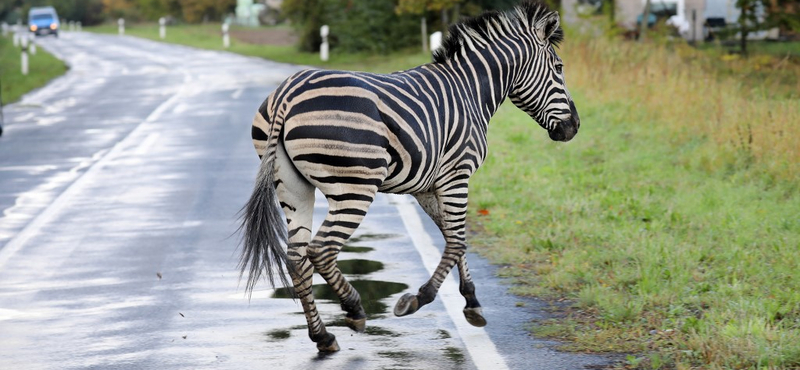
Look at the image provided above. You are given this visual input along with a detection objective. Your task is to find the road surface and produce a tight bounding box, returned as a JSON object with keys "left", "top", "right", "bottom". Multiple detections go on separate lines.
{"left": 0, "top": 31, "right": 614, "bottom": 369}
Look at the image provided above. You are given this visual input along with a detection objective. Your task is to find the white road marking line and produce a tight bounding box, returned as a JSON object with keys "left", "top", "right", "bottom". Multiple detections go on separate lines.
{"left": 231, "top": 87, "right": 245, "bottom": 99}
{"left": 134, "top": 133, "right": 161, "bottom": 155}
{"left": 0, "top": 72, "right": 190, "bottom": 270}
{"left": 0, "top": 165, "right": 59, "bottom": 173}
{"left": 12, "top": 112, "right": 35, "bottom": 123}
{"left": 393, "top": 194, "right": 510, "bottom": 370}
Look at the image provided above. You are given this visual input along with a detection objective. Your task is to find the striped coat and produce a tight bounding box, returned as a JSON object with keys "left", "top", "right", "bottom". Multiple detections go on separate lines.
{"left": 242, "top": 0, "right": 580, "bottom": 352}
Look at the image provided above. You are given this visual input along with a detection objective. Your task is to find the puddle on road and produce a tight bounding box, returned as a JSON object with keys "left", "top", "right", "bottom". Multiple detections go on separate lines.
{"left": 265, "top": 329, "right": 291, "bottom": 341}
{"left": 273, "top": 280, "right": 408, "bottom": 317}
{"left": 273, "top": 234, "right": 407, "bottom": 318}
{"left": 443, "top": 346, "right": 466, "bottom": 364}
{"left": 364, "top": 326, "right": 401, "bottom": 337}
{"left": 348, "top": 233, "right": 401, "bottom": 244}
{"left": 341, "top": 245, "right": 374, "bottom": 253}
{"left": 264, "top": 232, "right": 467, "bottom": 368}
{"left": 337, "top": 259, "right": 383, "bottom": 275}
{"left": 378, "top": 350, "right": 412, "bottom": 360}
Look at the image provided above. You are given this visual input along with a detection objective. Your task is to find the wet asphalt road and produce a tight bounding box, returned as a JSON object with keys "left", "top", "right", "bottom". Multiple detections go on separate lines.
{"left": 0, "top": 31, "right": 614, "bottom": 369}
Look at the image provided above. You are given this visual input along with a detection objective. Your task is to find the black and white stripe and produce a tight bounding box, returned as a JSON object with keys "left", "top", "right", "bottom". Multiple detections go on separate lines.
{"left": 241, "top": 0, "right": 580, "bottom": 352}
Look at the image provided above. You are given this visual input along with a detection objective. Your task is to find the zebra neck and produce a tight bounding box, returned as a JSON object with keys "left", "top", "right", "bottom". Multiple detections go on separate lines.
{"left": 439, "top": 45, "right": 521, "bottom": 127}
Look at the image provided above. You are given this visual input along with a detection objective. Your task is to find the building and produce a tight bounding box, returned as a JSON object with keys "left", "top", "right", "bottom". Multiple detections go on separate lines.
{"left": 561, "top": 0, "right": 779, "bottom": 41}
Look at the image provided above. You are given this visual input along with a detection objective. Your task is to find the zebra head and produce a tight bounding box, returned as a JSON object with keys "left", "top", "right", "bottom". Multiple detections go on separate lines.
{"left": 508, "top": 7, "right": 580, "bottom": 142}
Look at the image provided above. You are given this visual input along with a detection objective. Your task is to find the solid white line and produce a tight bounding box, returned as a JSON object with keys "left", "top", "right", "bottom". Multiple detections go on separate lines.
{"left": 0, "top": 75, "right": 188, "bottom": 269}
{"left": 231, "top": 87, "right": 245, "bottom": 99}
{"left": 134, "top": 133, "right": 161, "bottom": 155}
{"left": 393, "top": 195, "right": 509, "bottom": 370}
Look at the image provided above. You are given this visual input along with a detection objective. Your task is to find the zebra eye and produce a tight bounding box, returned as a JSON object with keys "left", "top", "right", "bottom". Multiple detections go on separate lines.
{"left": 555, "top": 64, "right": 563, "bottom": 74}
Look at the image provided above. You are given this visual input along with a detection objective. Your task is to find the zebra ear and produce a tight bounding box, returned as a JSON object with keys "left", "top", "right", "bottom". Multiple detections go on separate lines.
{"left": 534, "top": 11, "right": 560, "bottom": 44}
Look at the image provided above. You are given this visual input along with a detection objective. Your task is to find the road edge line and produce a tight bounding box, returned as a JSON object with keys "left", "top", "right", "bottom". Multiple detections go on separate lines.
{"left": 393, "top": 194, "right": 510, "bottom": 370}
{"left": 0, "top": 76, "right": 188, "bottom": 269}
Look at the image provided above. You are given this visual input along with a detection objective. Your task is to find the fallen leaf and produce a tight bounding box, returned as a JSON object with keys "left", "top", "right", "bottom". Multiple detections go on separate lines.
{"left": 179, "top": 312, "right": 185, "bottom": 317}
{"left": 182, "top": 335, "right": 187, "bottom": 339}
{"left": 156, "top": 272, "right": 162, "bottom": 279}
{"left": 477, "top": 209, "right": 490, "bottom": 216}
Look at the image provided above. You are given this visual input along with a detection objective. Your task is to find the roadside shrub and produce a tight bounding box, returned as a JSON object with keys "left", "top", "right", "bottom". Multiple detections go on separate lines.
{"left": 283, "top": 0, "right": 419, "bottom": 53}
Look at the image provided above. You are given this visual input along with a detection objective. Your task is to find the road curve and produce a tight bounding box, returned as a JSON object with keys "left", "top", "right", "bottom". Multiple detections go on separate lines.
{"left": 0, "top": 31, "right": 613, "bottom": 369}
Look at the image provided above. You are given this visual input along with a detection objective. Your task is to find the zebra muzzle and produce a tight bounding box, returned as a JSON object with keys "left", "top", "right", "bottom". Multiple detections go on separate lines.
{"left": 548, "top": 119, "right": 578, "bottom": 142}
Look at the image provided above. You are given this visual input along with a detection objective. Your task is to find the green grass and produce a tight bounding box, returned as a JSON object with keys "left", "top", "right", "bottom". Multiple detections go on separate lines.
{"left": 1, "top": 35, "right": 67, "bottom": 104}
{"left": 699, "top": 40, "right": 800, "bottom": 60}
{"left": 86, "top": 23, "right": 430, "bottom": 73}
{"left": 87, "top": 22, "right": 800, "bottom": 368}
{"left": 467, "top": 32, "right": 800, "bottom": 368}
{"left": 470, "top": 97, "right": 800, "bottom": 368}
{"left": 750, "top": 41, "right": 800, "bottom": 59}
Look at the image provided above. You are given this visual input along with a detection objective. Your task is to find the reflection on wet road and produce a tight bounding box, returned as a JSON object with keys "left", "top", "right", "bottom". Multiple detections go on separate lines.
{"left": 0, "top": 32, "right": 613, "bottom": 369}
{"left": 0, "top": 31, "right": 476, "bottom": 370}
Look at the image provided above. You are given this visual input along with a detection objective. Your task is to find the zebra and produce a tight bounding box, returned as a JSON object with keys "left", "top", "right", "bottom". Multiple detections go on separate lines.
{"left": 240, "top": 0, "right": 580, "bottom": 352}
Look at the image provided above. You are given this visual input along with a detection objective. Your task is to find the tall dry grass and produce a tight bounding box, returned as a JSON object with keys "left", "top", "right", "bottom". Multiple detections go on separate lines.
{"left": 561, "top": 33, "right": 800, "bottom": 182}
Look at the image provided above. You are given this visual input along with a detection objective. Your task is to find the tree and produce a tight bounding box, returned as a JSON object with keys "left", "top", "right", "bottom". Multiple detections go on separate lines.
{"left": 284, "top": 0, "right": 421, "bottom": 53}
{"left": 735, "top": 0, "right": 769, "bottom": 56}
{"left": 101, "top": 0, "right": 140, "bottom": 20}
{"left": 0, "top": 0, "right": 22, "bottom": 23}
{"left": 766, "top": 0, "right": 799, "bottom": 36}
{"left": 282, "top": 0, "right": 330, "bottom": 51}
{"left": 396, "top": 0, "right": 461, "bottom": 35}
{"left": 177, "top": 0, "right": 234, "bottom": 23}
{"left": 638, "top": 0, "right": 651, "bottom": 41}
{"left": 396, "top": 0, "right": 461, "bottom": 15}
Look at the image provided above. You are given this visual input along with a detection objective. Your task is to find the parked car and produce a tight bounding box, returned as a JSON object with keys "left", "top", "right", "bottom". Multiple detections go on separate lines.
{"left": 28, "top": 6, "right": 59, "bottom": 37}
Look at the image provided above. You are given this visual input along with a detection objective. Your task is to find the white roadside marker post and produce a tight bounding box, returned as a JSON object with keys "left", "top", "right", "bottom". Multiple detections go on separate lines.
{"left": 29, "top": 33, "right": 36, "bottom": 55}
{"left": 118, "top": 18, "right": 125, "bottom": 36}
{"left": 159, "top": 17, "right": 166, "bottom": 39}
{"left": 320, "top": 25, "right": 329, "bottom": 62}
{"left": 77, "top": 21, "right": 82, "bottom": 32}
{"left": 430, "top": 31, "right": 442, "bottom": 54}
{"left": 1, "top": 22, "right": 8, "bottom": 37}
{"left": 222, "top": 23, "right": 230, "bottom": 48}
{"left": 69, "top": 21, "right": 75, "bottom": 32}
{"left": 20, "top": 34, "right": 29, "bottom": 75}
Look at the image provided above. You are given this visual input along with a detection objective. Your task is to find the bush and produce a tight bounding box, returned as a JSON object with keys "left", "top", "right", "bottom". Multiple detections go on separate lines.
{"left": 283, "top": 0, "right": 420, "bottom": 53}
{"left": 332, "top": 1, "right": 419, "bottom": 53}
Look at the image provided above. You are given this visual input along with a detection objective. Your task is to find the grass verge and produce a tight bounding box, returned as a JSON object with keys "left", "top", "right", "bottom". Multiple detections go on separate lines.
{"left": 88, "top": 22, "right": 800, "bottom": 368}
{"left": 1, "top": 35, "right": 67, "bottom": 105}
{"left": 86, "top": 23, "right": 430, "bottom": 74}
{"left": 469, "top": 31, "right": 800, "bottom": 369}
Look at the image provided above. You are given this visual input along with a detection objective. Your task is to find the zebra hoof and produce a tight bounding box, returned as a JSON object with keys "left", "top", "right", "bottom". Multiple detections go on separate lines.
{"left": 316, "top": 333, "right": 340, "bottom": 352}
{"left": 394, "top": 293, "right": 419, "bottom": 317}
{"left": 463, "top": 307, "right": 487, "bottom": 327}
{"left": 345, "top": 316, "right": 366, "bottom": 333}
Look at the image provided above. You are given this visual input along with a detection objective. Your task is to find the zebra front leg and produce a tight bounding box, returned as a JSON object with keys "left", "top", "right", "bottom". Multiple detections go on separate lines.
{"left": 457, "top": 255, "right": 486, "bottom": 327}
{"left": 394, "top": 241, "right": 466, "bottom": 317}
{"left": 395, "top": 187, "right": 485, "bottom": 327}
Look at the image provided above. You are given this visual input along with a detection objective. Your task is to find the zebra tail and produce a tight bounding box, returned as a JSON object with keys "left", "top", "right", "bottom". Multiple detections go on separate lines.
{"left": 238, "top": 111, "right": 295, "bottom": 298}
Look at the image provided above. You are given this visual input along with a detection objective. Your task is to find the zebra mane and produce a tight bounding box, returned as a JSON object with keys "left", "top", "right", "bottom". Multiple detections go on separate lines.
{"left": 432, "top": 0, "right": 564, "bottom": 64}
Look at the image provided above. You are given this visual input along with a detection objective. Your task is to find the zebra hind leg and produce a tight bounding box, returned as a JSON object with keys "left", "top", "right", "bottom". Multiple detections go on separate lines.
{"left": 307, "top": 194, "right": 374, "bottom": 334}
{"left": 274, "top": 143, "right": 340, "bottom": 352}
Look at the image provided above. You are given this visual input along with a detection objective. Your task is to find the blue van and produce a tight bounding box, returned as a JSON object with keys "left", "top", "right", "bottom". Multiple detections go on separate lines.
{"left": 28, "top": 6, "right": 60, "bottom": 37}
